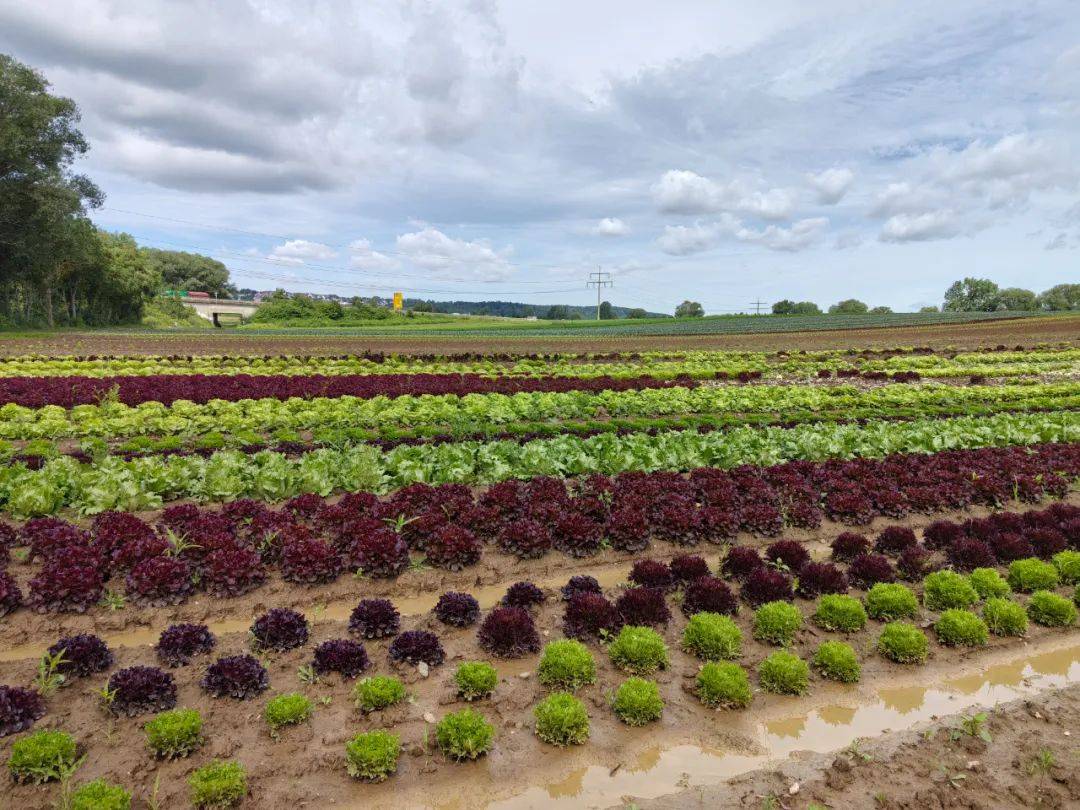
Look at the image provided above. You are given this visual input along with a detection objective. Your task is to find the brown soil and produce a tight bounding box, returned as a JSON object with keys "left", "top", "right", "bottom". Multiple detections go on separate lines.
{"left": 2, "top": 315, "right": 1077, "bottom": 356}
{"left": 637, "top": 684, "right": 1080, "bottom": 809}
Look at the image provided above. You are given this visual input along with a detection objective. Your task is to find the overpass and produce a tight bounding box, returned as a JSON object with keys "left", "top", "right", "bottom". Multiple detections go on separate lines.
{"left": 179, "top": 297, "right": 261, "bottom": 326}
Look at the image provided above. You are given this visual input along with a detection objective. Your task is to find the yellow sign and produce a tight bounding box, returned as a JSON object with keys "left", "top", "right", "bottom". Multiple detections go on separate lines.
{"left": 393, "top": 292, "right": 403, "bottom": 311}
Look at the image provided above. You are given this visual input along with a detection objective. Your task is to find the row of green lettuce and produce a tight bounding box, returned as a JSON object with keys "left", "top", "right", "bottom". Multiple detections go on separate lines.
{"left": 2, "top": 410, "right": 1076, "bottom": 517}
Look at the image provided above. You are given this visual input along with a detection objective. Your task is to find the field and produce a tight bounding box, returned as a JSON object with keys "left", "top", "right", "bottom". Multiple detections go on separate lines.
{"left": 0, "top": 320, "right": 1079, "bottom": 809}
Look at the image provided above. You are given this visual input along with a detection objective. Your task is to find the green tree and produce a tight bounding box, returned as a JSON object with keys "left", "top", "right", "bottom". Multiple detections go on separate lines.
{"left": 791, "top": 301, "right": 822, "bottom": 315}
{"left": 943, "top": 278, "right": 1001, "bottom": 311}
{"left": 598, "top": 300, "right": 615, "bottom": 319}
{"left": 869, "top": 305, "right": 893, "bottom": 314}
{"left": 544, "top": 305, "right": 571, "bottom": 320}
{"left": 626, "top": 308, "right": 648, "bottom": 319}
{"left": 919, "top": 305, "right": 939, "bottom": 313}
{"left": 996, "top": 287, "right": 1037, "bottom": 311}
{"left": 828, "top": 299, "right": 869, "bottom": 314}
{"left": 771, "top": 299, "right": 796, "bottom": 315}
{"left": 675, "top": 300, "right": 704, "bottom": 318}
{"left": 143, "top": 249, "right": 234, "bottom": 298}
{"left": 1038, "top": 284, "right": 1080, "bottom": 311}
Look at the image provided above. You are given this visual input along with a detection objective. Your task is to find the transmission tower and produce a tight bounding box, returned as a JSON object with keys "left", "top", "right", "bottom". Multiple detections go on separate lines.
{"left": 587, "top": 269, "right": 613, "bottom": 320}
{"left": 750, "top": 299, "right": 766, "bottom": 315}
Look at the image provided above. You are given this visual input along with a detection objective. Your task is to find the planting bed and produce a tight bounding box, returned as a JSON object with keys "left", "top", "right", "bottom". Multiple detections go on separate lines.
{"left": 0, "top": 340, "right": 1078, "bottom": 809}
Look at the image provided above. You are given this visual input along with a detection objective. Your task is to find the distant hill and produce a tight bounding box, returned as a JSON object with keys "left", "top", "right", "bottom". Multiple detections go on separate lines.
{"left": 403, "top": 299, "right": 667, "bottom": 319}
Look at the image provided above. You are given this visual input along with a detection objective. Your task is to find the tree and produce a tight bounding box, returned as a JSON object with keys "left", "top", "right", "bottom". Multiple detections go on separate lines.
{"left": 943, "top": 278, "right": 1001, "bottom": 312}
{"left": 996, "top": 287, "right": 1038, "bottom": 311}
{"left": 598, "top": 300, "right": 615, "bottom": 319}
{"left": 143, "top": 248, "right": 234, "bottom": 298}
{"left": 544, "top": 305, "right": 571, "bottom": 320}
{"left": 791, "top": 301, "right": 822, "bottom": 315}
{"left": 919, "top": 305, "right": 939, "bottom": 313}
{"left": 626, "top": 308, "right": 648, "bottom": 319}
{"left": 1037, "top": 284, "right": 1080, "bottom": 311}
{"left": 675, "top": 300, "right": 704, "bottom": 318}
{"left": 870, "top": 305, "right": 893, "bottom": 315}
{"left": 828, "top": 299, "right": 869, "bottom": 314}
{"left": 772, "top": 299, "right": 796, "bottom": 315}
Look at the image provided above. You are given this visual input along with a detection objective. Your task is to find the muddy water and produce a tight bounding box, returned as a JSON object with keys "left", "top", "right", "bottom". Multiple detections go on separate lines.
{"left": 487, "top": 640, "right": 1080, "bottom": 810}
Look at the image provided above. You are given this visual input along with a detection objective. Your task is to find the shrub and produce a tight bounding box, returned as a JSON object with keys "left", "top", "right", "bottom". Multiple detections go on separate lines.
{"left": 348, "top": 599, "right": 401, "bottom": 639}
{"left": 830, "top": 532, "right": 870, "bottom": 562}
{"left": 610, "top": 677, "right": 663, "bottom": 726}
{"left": 764, "top": 539, "right": 810, "bottom": 572}
{"left": 696, "top": 662, "right": 752, "bottom": 708}
{"left": 125, "top": 555, "right": 194, "bottom": 606}
{"left": 1007, "top": 558, "right": 1060, "bottom": 592}
{"left": 354, "top": 675, "right": 407, "bottom": 712}
{"left": 561, "top": 574, "right": 602, "bottom": 599}
{"left": 434, "top": 592, "right": 481, "bottom": 628}
{"left": 741, "top": 567, "right": 794, "bottom": 607}
{"left": 681, "top": 576, "right": 737, "bottom": 616}
{"left": 189, "top": 761, "right": 246, "bottom": 809}
{"left": 436, "top": 709, "right": 495, "bottom": 760}
{"left": 615, "top": 586, "right": 671, "bottom": 626}
{"left": 1027, "top": 590, "right": 1078, "bottom": 627}
{"left": 389, "top": 630, "right": 446, "bottom": 667}
{"left": 875, "top": 526, "right": 917, "bottom": 555}
{"left": 608, "top": 626, "right": 668, "bottom": 675}
{"left": 563, "top": 592, "right": 621, "bottom": 639}
{"left": 629, "top": 559, "right": 674, "bottom": 591}
{"left": 48, "top": 633, "right": 113, "bottom": 679}
{"left": 982, "top": 598, "right": 1028, "bottom": 636}
{"left": 721, "top": 545, "right": 764, "bottom": 580}
{"left": 0, "top": 685, "right": 45, "bottom": 737}
{"left": 454, "top": 661, "right": 498, "bottom": 701}
{"left": 264, "top": 692, "right": 313, "bottom": 734}
{"left": 812, "top": 594, "right": 867, "bottom": 632}
{"left": 670, "top": 554, "right": 710, "bottom": 584}
{"left": 813, "top": 641, "right": 861, "bottom": 682}
{"left": 144, "top": 708, "right": 203, "bottom": 758}
{"left": 1052, "top": 550, "right": 1080, "bottom": 584}
{"left": 682, "top": 613, "right": 742, "bottom": 660}
{"left": 345, "top": 730, "right": 400, "bottom": 781}
{"left": 70, "top": 778, "right": 131, "bottom": 810}
{"left": 795, "top": 561, "right": 849, "bottom": 599}
{"left": 935, "top": 609, "right": 989, "bottom": 646}
{"left": 426, "top": 525, "right": 482, "bottom": 570}
{"left": 538, "top": 640, "right": 596, "bottom": 690}
{"left": 7, "top": 730, "right": 77, "bottom": 784}
{"left": 251, "top": 607, "right": 309, "bottom": 652}
{"left": 534, "top": 692, "right": 589, "bottom": 746}
{"left": 200, "top": 655, "right": 269, "bottom": 700}
{"left": 478, "top": 607, "right": 541, "bottom": 658}
{"left": 877, "top": 622, "right": 929, "bottom": 664}
{"left": 106, "top": 666, "right": 177, "bottom": 716}
{"left": 865, "top": 583, "right": 919, "bottom": 620}
{"left": 501, "top": 581, "right": 545, "bottom": 610}
{"left": 922, "top": 570, "right": 978, "bottom": 610}
{"left": 156, "top": 624, "right": 215, "bottom": 667}
{"left": 752, "top": 601, "right": 803, "bottom": 646}
{"left": 312, "top": 639, "right": 369, "bottom": 679}
{"left": 968, "top": 568, "right": 1011, "bottom": 600}
{"left": 758, "top": 651, "right": 809, "bottom": 695}
{"left": 847, "top": 553, "right": 896, "bottom": 589}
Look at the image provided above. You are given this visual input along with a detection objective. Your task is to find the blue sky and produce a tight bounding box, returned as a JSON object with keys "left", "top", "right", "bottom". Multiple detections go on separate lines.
{"left": 2, "top": 0, "right": 1077, "bottom": 312}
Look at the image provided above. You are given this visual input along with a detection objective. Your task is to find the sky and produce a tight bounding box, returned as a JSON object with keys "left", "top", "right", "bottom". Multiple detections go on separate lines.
{"left": 1, "top": 0, "right": 1078, "bottom": 313}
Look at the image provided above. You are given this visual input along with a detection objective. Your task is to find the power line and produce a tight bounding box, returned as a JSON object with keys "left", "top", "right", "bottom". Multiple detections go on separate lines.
{"left": 586, "top": 269, "right": 613, "bottom": 321}
{"left": 750, "top": 298, "right": 766, "bottom": 315}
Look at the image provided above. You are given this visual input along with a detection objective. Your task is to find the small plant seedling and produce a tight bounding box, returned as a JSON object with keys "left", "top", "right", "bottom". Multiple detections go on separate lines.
{"left": 952, "top": 712, "right": 991, "bottom": 743}
{"left": 35, "top": 650, "right": 68, "bottom": 697}
{"left": 1027, "top": 748, "right": 1055, "bottom": 777}
{"left": 98, "top": 589, "right": 126, "bottom": 611}
{"left": 297, "top": 664, "right": 319, "bottom": 685}
{"left": 844, "top": 739, "right": 873, "bottom": 763}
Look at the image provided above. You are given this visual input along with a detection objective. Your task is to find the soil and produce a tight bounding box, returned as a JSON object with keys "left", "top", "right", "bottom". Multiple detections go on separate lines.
{"left": 1, "top": 315, "right": 1077, "bottom": 356}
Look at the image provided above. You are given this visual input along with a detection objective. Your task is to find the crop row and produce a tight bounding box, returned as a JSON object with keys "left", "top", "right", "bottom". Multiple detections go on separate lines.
{"left": 2, "top": 378, "right": 1076, "bottom": 444}
{"left": 1, "top": 411, "right": 1077, "bottom": 517}
{"left": 0, "top": 442, "right": 1076, "bottom": 615}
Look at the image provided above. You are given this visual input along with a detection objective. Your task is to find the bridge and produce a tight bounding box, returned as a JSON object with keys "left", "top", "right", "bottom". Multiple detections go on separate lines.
{"left": 179, "top": 297, "right": 261, "bottom": 327}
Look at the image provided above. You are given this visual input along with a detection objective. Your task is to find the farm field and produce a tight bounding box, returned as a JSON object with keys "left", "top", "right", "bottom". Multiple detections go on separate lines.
{"left": 0, "top": 339, "right": 1079, "bottom": 809}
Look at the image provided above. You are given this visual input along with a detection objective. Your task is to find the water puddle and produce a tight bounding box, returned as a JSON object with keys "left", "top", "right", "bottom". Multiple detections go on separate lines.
{"left": 487, "top": 639, "right": 1080, "bottom": 810}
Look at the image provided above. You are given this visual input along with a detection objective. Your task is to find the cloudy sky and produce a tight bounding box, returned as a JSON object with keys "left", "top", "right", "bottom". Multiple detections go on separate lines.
{"left": 2, "top": 0, "right": 1078, "bottom": 312}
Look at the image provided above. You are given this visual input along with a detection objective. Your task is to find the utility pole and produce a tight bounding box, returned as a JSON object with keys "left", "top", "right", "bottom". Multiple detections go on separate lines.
{"left": 587, "top": 269, "right": 613, "bottom": 321}
{"left": 750, "top": 298, "right": 766, "bottom": 315}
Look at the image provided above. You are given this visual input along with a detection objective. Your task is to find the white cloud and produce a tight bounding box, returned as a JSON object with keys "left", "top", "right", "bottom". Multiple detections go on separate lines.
{"left": 395, "top": 227, "right": 513, "bottom": 280}
{"left": 656, "top": 222, "right": 719, "bottom": 255}
{"left": 834, "top": 231, "right": 864, "bottom": 250}
{"left": 652, "top": 170, "right": 794, "bottom": 220}
{"left": 1044, "top": 233, "right": 1069, "bottom": 250}
{"left": 348, "top": 238, "right": 397, "bottom": 270}
{"left": 590, "top": 217, "right": 630, "bottom": 236}
{"left": 721, "top": 215, "right": 829, "bottom": 252}
{"left": 807, "top": 167, "right": 854, "bottom": 204}
{"left": 879, "top": 210, "right": 963, "bottom": 243}
{"left": 268, "top": 239, "right": 338, "bottom": 265}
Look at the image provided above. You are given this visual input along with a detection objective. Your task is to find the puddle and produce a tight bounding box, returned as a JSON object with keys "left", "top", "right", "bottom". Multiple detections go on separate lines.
{"left": 487, "top": 640, "right": 1080, "bottom": 810}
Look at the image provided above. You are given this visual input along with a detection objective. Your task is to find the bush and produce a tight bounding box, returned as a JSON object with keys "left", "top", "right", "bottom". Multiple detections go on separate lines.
{"left": 758, "top": 651, "right": 809, "bottom": 695}
{"left": 682, "top": 613, "right": 742, "bottom": 660}
{"left": 477, "top": 607, "right": 541, "bottom": 658}
{"left": 71, "top": 779, "right": 131, "bottom": 810}
{"left": 696, "top": 662, "right": 752, "bottom": 708}
{"left": 534, "top": 692, "right": 589, "bottom": 746}
{"left": 935, "top": 609, "right": 989, "bottom": 646}
{"left": 1027, "top": 590, "right": 1078, "bottom": 627}
{"left": 435, "top": 709, "right": 495, "bottom": 760}
{"left": 812, "top": 594, "right": 867, "bottom": 632}
{"left": 865, "top": 583, "right": 919, "bottom": 620}
{"left": 968, "top": 568, "right": 1011, "bottom": 600}
{"left": 812, "top": 641, "right": 861, "bottom": 682}
{"left": 983, "top": 598, "right": 1028, "bottom": 636}
{"left": 312, "top": 639, "right": 369, "bottom": 679}
{"left": 354, "top": 675, "right": 406, "bottom": 712}
{"left": 389, "top": 630, "right": 446, "bottom": 667}
{"left": 7, "top": 730, "right": 76, "bottom": 784}
{"left": 264, "top": 693, "right": 313, "bottom": 734}
{"left": 348, "top": 598, "right": 401, "bottom": 639}
{"left": 608, "top": 626, "right": 669, "bottom": 675}
{"left": 200, "top": 655, "right": 269, "bottom": 700}
{"left": 611, "top": 677, "right": 663, "bottom": 725}
{"left": 922, "top": 570, "right": 978, "bottom": 610}
{"left": 345, "top": 730, "right": 400, "bottom": 781}
{"left": 250, "top": 607, "right": 309, "bottom": 652}
{"left": 752, "top": 601, "right": 803, "bottom": 645}
{"left": 538, "top": 640, "right": 596, "bottom": 690}
{"left": 106, "top": 666, "right": 177, "bottom": 716}
{"left": 0, "top": 685, "right": 45, "bottom": 736}
{"left": 1007, "top": 558, "right": 1060, "bottom": 593}
{"left": 144, "top": 708, "right": 203, "bottom": 759}
{"left": 454, "top": 662, "right": 498, "bottom": 701}
{"left": 189, "top": 760, "right": 246, "bottom": 809}
{"left": 156, "top": 623, "right": 215, "bottom": 668}
{"left": 1052, "top": 550, "right": 1080, "bottom": 584}
{"left": 877, "top": 621, "right": 929, "bottom": 664}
